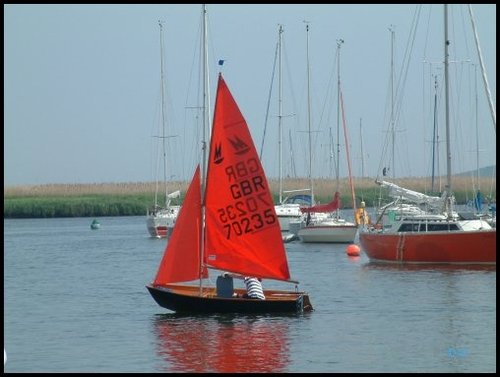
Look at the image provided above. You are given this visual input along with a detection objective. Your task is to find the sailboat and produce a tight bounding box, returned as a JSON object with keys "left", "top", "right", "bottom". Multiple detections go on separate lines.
{"left": 146, "top": 21, "right": 180, "bottom": 239}
{"left": 358, "top": 5, "right": 496, "bottom": 264}
{"left": 146, "top": 73, "right": 313, "bottom": 313}
{"left": 294, "top": 33, "right": 358, "bottom": 243}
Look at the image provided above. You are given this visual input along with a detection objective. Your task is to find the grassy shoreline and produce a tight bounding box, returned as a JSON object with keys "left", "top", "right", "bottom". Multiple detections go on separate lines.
{"left": 4, "top": 176, "right": 496, "bottom": 218}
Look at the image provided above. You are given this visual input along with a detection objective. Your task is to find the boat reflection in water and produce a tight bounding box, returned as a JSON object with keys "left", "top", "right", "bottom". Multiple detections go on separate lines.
{"left": 152, "top": 314, "right": 294, "bottom": 373}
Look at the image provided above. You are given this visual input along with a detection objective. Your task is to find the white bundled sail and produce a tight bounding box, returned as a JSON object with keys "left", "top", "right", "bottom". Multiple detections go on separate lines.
{"left": 376, "top": 180, "right": 446, "bottom": 210}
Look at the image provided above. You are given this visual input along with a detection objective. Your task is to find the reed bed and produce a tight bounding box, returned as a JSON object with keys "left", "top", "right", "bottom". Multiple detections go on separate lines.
{"left": 4, "top": 176, "right": 495, "bottom": 218}
{"left": 5, "top": 176, "right": 496, "bottom": 200}
{"left": 3, "top": 182, "right": 187, "bottom": 197}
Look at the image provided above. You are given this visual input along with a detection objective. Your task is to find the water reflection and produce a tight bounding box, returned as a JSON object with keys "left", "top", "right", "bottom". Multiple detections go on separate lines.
{"left": 152, "top": 313, "right": 294, "bottom": 372}
{"left": 362, "top": 261, "right": 496, "bottom": 273}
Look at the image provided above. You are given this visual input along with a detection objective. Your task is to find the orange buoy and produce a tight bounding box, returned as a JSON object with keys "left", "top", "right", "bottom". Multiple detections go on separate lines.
{"left": 346, "top": 244, "right": 361, "bottom": 257}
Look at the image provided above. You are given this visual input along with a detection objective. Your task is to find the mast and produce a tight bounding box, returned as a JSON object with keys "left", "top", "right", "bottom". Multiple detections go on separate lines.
{"left": 201, "top": 4, "right": 211, "bottom": 187}
{"left": 278, "top": 25, "right": 284, "bottom": 205}
{"left": 335, "top": 38, "right": 344, "bottom": 219}
{"left": 328, "top": 118, "right": 334, "bottom": 178}
{"left": 305, "top": 22, "right": 314, "bottom": 203}
{"left": 444, "top": 4, "right": 452, "bottom": 215}
{"left": 474, "top": 64, "right": 480, "bottom": 191}
{"left": 199, "top": 4, "right": 210, "bottom": 293}
{"left": 389, "top": 25, "right": 395, "bottom": 179}
{"left": 431, "top": 75, "right": 438, "bottom": 192}
{"left": 158, "top": 21, "right": 169, "bottom": 208}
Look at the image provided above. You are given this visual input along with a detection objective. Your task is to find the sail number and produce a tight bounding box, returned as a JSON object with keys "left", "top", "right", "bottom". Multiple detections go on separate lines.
{"left": 217, "top": 158, "right": 277, "bottom": 239}
{"left": 219, "top": 207, "right": 276, "bottom": 239}
{"left": 217, "top": 187, "right": 277, "bottom": 239}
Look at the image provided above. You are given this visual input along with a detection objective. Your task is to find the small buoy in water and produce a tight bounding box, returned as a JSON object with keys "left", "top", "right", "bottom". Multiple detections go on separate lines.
{"left": 282, "top": 233, "right": 299, "bottom": 243}
{"left": 346, "top": 244, "right": 360, "bottom": 257}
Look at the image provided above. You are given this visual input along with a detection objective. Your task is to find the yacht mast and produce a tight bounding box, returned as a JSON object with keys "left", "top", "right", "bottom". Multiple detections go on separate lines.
{"left": 474, "top": 64, "right": 480, "bottom": 191}
{"left": 335, "top": 38, "right": 344, "bottom": 218}
{"left": 199, "top": 4, "right": 210, "bottom": 293}
{"left": 158, "top": 20, "right": 170, "bottom": 207}
{"left": 202, "top": 4, "right": 211, "bottom": 186}
{"left": 389, "top": 25, "right": 395, "bottom": 179}
{"left": 431, "top": 75, "right": 438, "bottom": 192}
{"left": 444, "top": 4, "right": 453, "bottom": 215}
{"left": 305, "top": 22, "right": 314, "bottom": 203}
{"left": 278, "top": 25, "right": 284, "bottom": 205}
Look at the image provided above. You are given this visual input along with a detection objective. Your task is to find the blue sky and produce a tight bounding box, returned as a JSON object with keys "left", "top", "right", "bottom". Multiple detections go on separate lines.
{"left": 4, "top": 4, "right": 496, "bottom": 186}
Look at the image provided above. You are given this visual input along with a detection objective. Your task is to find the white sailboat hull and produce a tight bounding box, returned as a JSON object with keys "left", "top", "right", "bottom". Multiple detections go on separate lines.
{"left": 277, "top": 215, "right": 300, "bottom": 232}
{"left": 146, "top": 206, "right": 181, "bottom": 238}
{"left": 298, "top": 220, "right": 358, "bottom": 243}
{"left": 276, "top": 212, "right": 302, "bottom": 232}
{"left": 274, "top": 202, "right": 307, "bottom": 232}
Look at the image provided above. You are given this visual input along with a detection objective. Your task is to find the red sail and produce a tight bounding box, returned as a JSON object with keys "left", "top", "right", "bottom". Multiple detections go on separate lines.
{"left": 153, "top": 166, "right": 207, "bottom": 284}
{"left": 300, "top": 192, "right": 341, "bottom": 213}
{"left": 204, "top": 74, "right": 291, "bottom": 281}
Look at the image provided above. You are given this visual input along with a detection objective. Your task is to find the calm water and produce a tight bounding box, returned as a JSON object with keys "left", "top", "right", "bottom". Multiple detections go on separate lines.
{"left": 4, "top": 216, "right": 496, "bottom": 372}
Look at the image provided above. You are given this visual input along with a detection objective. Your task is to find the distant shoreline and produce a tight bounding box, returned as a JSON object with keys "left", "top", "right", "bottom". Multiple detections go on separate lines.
{"left": 4, "top": 177, "right": 496, "bottom": 219}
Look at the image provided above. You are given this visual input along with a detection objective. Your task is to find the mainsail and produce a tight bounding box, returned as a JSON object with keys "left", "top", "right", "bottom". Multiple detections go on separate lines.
{"left": 204, "top": 74, "right": 291, "bottom": 281}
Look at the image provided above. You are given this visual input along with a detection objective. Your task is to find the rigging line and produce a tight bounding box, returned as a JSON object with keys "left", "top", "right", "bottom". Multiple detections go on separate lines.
{"left": 183, "top": 10, "right": 205, "bottom": 182}
{"left": 151, "top": 78, "right": 163, "bottom": 208}
{"left": 339, "top": 88, "right": 357, "bottom": 213}
{"left": 358, "top": 118, "right": 367, "bottom": 202}
{"left": 316, "top": 39, "right": 339, "bottom": 149}
{"left": 377, "top": 28, "right": 399, "bottom": 183}
{"left": 379, "top": 5, "right": 422, "bottom": 182}
{"left": 288, "top": 128, "right": 297, "bottom": 178}
{"left": 390, "top": 4, "right": 422, "bottom": 157}
{"left": 394, "top": 5, "right": 421, "bottom": 128}
{"left": 315, "top": 40, "right": 339, "bottom": 179}
{"left": 468, "top": 4, "right": 496, "bottom": 133}
{"left": 259, "top": 27, "right": 279, "bottom": 161}
{"left": 421, "top": 4, "right": 433, "bottom": 60}
{"left": 283, "top": 36, "right": 300, "bottom": 179}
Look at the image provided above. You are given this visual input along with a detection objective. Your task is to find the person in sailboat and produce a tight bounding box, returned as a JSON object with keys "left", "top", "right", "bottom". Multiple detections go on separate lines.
{"left": 242, "top": 277, "right": 265, "bottom": 300}
{"left": 306, "top": 212, "right": 312, "bottom": 226}
{"left": 354, "top": 201, "right": 371, "bottom": 226}
{"left": 474, "top": 190, "right": 483, "bottom": 212}
{"left": 221, "top": 273, "right": 265, "bottom": 300}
